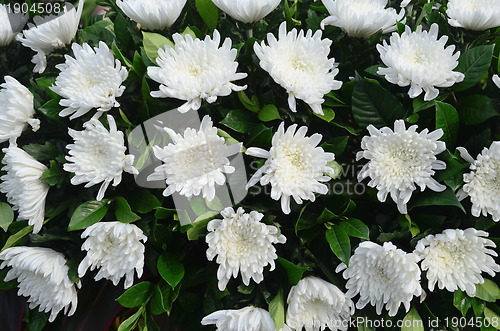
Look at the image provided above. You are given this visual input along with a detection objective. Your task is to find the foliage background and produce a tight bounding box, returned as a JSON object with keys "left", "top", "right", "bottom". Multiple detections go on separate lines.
{"left": 0, "top": 0, "right": 500, "bottom": 330}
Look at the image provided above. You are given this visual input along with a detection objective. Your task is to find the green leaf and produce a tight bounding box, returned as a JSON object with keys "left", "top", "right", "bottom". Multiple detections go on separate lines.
{"left": 186, "top": 213, "right": 216, "bottom": 240}
{"left": 114, "top": 13, "right": 133, "bottom": 50}
{"left": 314, "top": 107, "right": 335, "bottom": 122}
{"left": 321, "top": 136, "right": 349, "bottom": 156}
{"left": 112, "top": 42, "right": 133, "bottom": 70}
{"left": 454, "top": 290, "right": 472, "bottom": 316}
{"left": 115, "top": 197, "right": 141, "bottom": 223}
{"left": 269, "top": 288, "right": 285, "bottom": 330}
{"left": 1, "top": 224, "right": 33, "bottom": 251}
{"left": 23, "top": 142, "right": 59, "bottom": 161}
{"left": 117, "top": 307, "right": 143, "bottom": 331}
{"left": 142, "top": 31, "right": 174, "bottom": 64}
{"left": 117, "top": 282, "right": 154, "bottom": 308}
{"left": 195, "top": 0, "right": 219, "bottom": 30}
{"left": 157, "top": 253, "right": 185, "bottom": 289}
{"left": 476, "top": 279, "right": 500, "bottom": 302}
{"left": 401, "top": 307, "right": 425, "bottom": 331}
{"left": 258, "top": 104, "right": 281, "bottom": 122}
{"left": 0, "top": 269, "right": 17, "bottom": 290}
{"left": 0, "top": 202, "right": 14, "bottom": 232}
{"left": 408, "top": 187, "right": 465, "bottom": 213}
{"left": 28, "top": 310, "right": 49, "bottom": 331}
{"left": 454, "top": 45, "right": 495, "bottom": 91}
{"left": 150, "top": 282, "right": 180, "bottom": 315}
{"left": 238, "top": 91, "right": 260, "bottom": 113}
{"left": 129, "top": 189, "right": 161, "bottom": 214}
{"left": 68, "top": 200, "right": 109, "bottom": 231}
{"left": 339, "top": 218, "right": 370, "bottom": 240}
{"left": 435, "top": 102, "right": 459, "bottom": 148}
{"left": 484, "top": 307, "right": 500, "bottom": 330}
{"left": 325, "top": 225, "right": 351, "bottom": 265}
{"left": 352, "top": 75, "right": 406, "bottom": 129}
{"left": 41, "top": 160, "right": 65, "bottom": 188}
{"left": 459, "top": 95, "right": 499, "bottom": 125}
{"left": 276, "top": 257, "right": 308, "bottom": 286}
{"left": 220, "top": 110, "right": 257, "bottom": 133}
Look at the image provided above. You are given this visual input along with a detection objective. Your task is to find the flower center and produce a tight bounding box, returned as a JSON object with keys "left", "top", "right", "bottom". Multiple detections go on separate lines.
{"left": 289, "top": 55, "right": 311, "bottom": 72}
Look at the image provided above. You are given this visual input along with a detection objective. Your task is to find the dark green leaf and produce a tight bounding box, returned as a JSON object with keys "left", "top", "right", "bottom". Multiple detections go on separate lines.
{"left": 0, "top": 202, "right": 14, "bottom": 232}
{"left": 28, "top": 310, "right": 49, "bottom": 331}
{"left": 195, "top": 0, "right": 219, "bottom": 31}
{"left": 321, "top": 136, "right": 349, "bottom": 156}
{"left": 68, "top": 200, "right": 109, "bottom": 231}
{"left": 157, "top": 253, "right": 185, "bottom": 289}
{"left": 258, "top": 104, "right": 281, "bottom": 122}
{"left": 220, "top": 110, "right": 257, "bottom": 133}
{"left": 401, "top": 307, "right": 425, "bottom": 331}
{"left": 41, "top": 160, "right": 65, "bottom": 188}
{"left": 454, "top": 45, "right": 495, "bottom": 91}
{"left": 23, "top": 142, "right": 59, "bottom": 161}
{"left": 339, "top": 218, "right": 370, "bottom": 240}
{"left": 459, "top": 95, "right": 499, "bottom": 125}
{"left": 325, "top": 225, "right": 351, "bottom": 265}
{"left": 1, "top": 224, "right": 33, "bottom": 251}
{"left": 115, "top": 197, "right": 141, "bottom": 223}
{"left": 39, "top": 99, "right": 62, "bottom": 119}
{"left": 269, "top": 288, "right": 285, "bottom": 330}
{"left": 352, "top": 75, "right": 406, "bottom": 129}
{"left": 408, "top": 188, "right": 465, "bottom": 213}
{"left": 276, "top": 257, "right": 308, "bottom": 286}
{"left": 129, "top": 189, "right": 161, "bottom": 214}
{"left": 150, "top": 282, "right": 180, "bottom": 315}
{"left": 117, "top": 307, "right": 143, "bottom": 331}
{"left": 117, "top": 282, "right": 154, "bottom": 308}
{"left": 238, "top": 91, "right": 260, "bottom": 113}
{"left": 435, "top": 102, "right": 459, "bottom": 148}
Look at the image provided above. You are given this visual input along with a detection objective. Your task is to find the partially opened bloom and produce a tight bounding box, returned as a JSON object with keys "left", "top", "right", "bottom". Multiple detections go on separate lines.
{"left": 16, "top": 0, "right": 84, "bottom": 73}
{"left": 357, "top": 120, "right": 446, "bottom": 214}
{"left": 337, "top": 241, "right": 422, "bottom": 317}
{"left": 246, "top": 122, "right": 335, "bottom": 214}
{"left": 206, "top": 207, "right": 286, "bottom": 290}
{"left": 64, "top": 115, "right": 138, "bottom": 201}
{"left": 447, "top": 0, "right": 500, "bottom": 31}
{"left": 78, "top": 222, "right": 147, "bottom": 289}
{"left": 0, "top": 4, "right": 28, "bottom": 46}
{"left": 211, "top": 0, "right": 281, "bottom": 23}
{"left": 286, "top": 276, "right": 354, "bottom": 331}
{"left": 254, "top": 22, "right": 341, "bottom": 115}
{"left": 0, "top": 76, "right": 39, "bottom": 143}
{"left": 202, "top": 306, "right": 276, "bottom": 331}
{"left": 414, "top": 228, "right": 500, "bottom": 297}
{"left": 51, "top": 42, "right": 128, "bottom": 120}
{"left": 0, "top": 144, "right": 49, "bottom": 234}
{"left": 148, "top": 115, "right": 241, "bottom": 201}
{"left": 0, "top": 247, "right": 79, "bottom": 322}
{"left": 377, "top": 24, "right": 464, "bottom": 101}
{"left": 493, "top": 74, "right": 500, "bottom": 89}
{"left": 116, "top": 0, "right": 187, "bottom": 31}
{"left": 147, "top": 30, "right": 247, "bottom": 113}
{"left": 456, "top": 142, "right": 500, "bottom": 221}
{"left": 321, "top": 0, "right": 405, "bottom": 38}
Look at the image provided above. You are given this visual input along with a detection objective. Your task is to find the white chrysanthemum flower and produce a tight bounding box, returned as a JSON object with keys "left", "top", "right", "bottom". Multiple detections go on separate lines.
{"left": 78, "top": 221, "right": 147, "bottom": 289}
{"left": 147, "top": 30, "right": 247, "bottom": 113}
{"left": 414, "top": 228, "right": 500, "bottom": 297}
{"left": 202, "top": 306, "right": 277, "bottom": 331}
{"left": 337, "top": 241, "right": 422, "bottom": 317}
{"left": 0, "top": 247, "right": 79, "bottom": 322}
{"left": 493, "top": 74, "right": 500, "bottom": 89}
{"left": 246, "top": 122, "right": 335, "bottom": 214}
{"left": 206, "top": 207, "right": 286, "bottom": 291}
{"left": 211, "top": 0, "right": 281, "bottom": 23}
{"left": 0, "top": 76, "right": 40, "bottom": 143}
{"left": 116, "top": 0, "right": 186, "bottom": 31}
{"left": 320, "top": 0, "right": 405, "bottom": 39}
{"left": 447, "top": 0, "right": 500, "bottom": 31}
{"left": 0, "top": 5, "right": 28, "bottom": 46}
{"left": 357, "top": 120, "right": 447, "bottom": 214}
{"left": 16, "top": 0, "right": 84, "bottom": 73}
{"left": 254, "top": 22, "right": 342, "bottom": 115}
{"left": 147, "top": 115, "right": 241, "bottom": 201}
{"left": 377, "top": 24, "right": 464, "bottom": 101}
{"left": 50, "top": 42, "right": 128, "bottom": 120}
{"left": 456, "top": 142, "right": 500, "bottom": 221}
{"left": 0, "top": 144, "right": 49, "bottom": 234}
{"left": 286, "top": 276, "right": 354, "bottom": 331}
{"left": 63, "top": 115, "right": 138, "bottom": 201}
